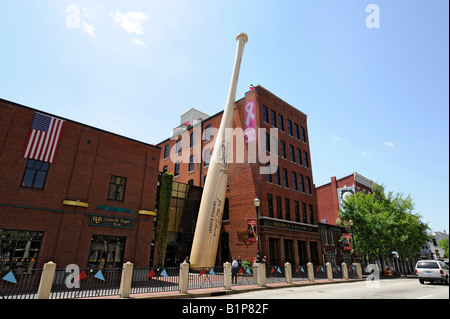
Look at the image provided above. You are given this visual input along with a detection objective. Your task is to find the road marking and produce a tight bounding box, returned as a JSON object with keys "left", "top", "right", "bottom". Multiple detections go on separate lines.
{"left": 418, "top": 294, "right": 434, "bottom": 299}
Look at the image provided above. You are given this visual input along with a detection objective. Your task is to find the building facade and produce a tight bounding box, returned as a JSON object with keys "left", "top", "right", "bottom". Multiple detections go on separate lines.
{"left": 315, "top": 172, "right": 375, "bottom": 265}
{"left": 0, "top": 99, "right": 160, "bottom": 270}
{"left": 157, "top": 85, "right": 322, "bottom": 266}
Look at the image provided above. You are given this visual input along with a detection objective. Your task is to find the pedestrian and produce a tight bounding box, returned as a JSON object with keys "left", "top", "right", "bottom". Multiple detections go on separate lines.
{"left": 184, "top": 256, "right": 190, "bottom": 264}
{"left": 231, "top": 257, "right": 239, "bottom": 284}
{"left": 262, "top": 256, "right": 267, "bottom": 264}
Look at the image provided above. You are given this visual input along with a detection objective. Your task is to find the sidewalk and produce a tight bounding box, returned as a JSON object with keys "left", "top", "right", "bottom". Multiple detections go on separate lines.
{"left": 83, "top": 278, "right": 364, "bottom": 300}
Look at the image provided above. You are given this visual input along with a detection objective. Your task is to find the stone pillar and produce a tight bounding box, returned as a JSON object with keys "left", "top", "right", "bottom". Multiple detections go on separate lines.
{"left": 119, "top": 261, "right": 134, "bottom": 298}
{"left": 252, "top": 263, "right": 259, "bottom": 284}
{"left": 284, "top": 262, "right": 292, "bottom": 284}
{"left": 342, "top": 262, "right": 349, "bottom": 280}
{"left": 307, "top": 262, "right": 314, "bottom": 282}
{"left": 326, "top": 262, "right": 333, "bottom": 281}
{"left": 36, "top": 261, "right": 56, "bottom": 299}
{"left": 179, "top": 261, "right": 189, "bottom": 294}
{"left": 223, "top": 262, "right": 232, "bottom": 290}
{"left": 256, "top": 263, "right": 266, "bottom": 287}
{"left": 353, "top": 263, "right": 363, "bottom": 279}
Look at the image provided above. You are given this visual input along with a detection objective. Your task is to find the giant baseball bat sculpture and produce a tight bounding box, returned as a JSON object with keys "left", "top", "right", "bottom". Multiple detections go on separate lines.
{"left": 190, "top": 33, "right": 248, "bottom": 268}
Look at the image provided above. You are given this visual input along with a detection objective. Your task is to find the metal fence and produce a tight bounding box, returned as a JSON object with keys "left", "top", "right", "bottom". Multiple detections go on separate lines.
{"left": 232, "top": 267, "right": 255, "bottom": 286}
{"left": 0, "top": 268, "right": 43, "bottom": 299}
{"left": 188, "top": 266, "right": 224, "bottom": 290}
{"left": 291, "top": 265, "right": 308, "bottom": 282}
{"left": 313, "top": 264, "right": 328, "bottom": 279}
{"left": 266, "top": 265, "right": 285, "bottom": 283}
{"left": 50, "top": 268, "right": 122, "bottom": 299}
{"left": 332, "top": 265, "right": 344, "bottom": 279}
{"left": 348, "top": 264, "right": 359, "bottom": 279}
{"left": 130, "top": 267, "right": 179, "bottom": 294}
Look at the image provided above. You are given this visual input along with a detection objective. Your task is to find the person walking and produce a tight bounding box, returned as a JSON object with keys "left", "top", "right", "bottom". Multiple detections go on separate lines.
{"left": 231, "top": 257, "right": 239, "bottom": 284}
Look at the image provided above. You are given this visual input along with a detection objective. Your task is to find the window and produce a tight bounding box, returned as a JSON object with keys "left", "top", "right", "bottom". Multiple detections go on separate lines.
{"left": 292, "top": 172, "right": 298, "bottom": 191}
{"left": 204, "top": 149, "right": 211, "bottom": 166}
{"left": 21, "top": 159, "right": 49, "bottom": 189}
{"left": 0, "top": 229, "right": 44, "bottom": 269}
{"left": 274, "top": 167, "right": 281, "bottom": 185}
{"left": 306, "top": 176, "right": 312, "bottom": 194}
{"left": 265, "top": 132, "right": 270, "bottom": 152}
{"left": 302, "top": 202, "right": 308, "bottom": 223}
{"left": 301, "top": 127, "right": 307, "bottom": 143}
{"left": 285, "top": 198, "right": 291, "bottom": 221}
{"left": 174, "top": 162, "right": 180, "bottom": 176}
{"left": 223, "top": 198, "right": 230, "bottom": 221}
{"left": 190, "top": 132, "right": 195, "bottom": 148}
{"left": 287, "top": 120, "right": 293, "bottom": 136}
{"left": 299, "top": 174, "right": 305, "bottom": 192}
{"left": 266, "top": 163, "right": 272, "bottom": 183}
{"left": 108, "top": 176, "right": 127, "bottom": 201}
{"left": 280, "top": 140, "right": 286, "bottom": 158}
{"left": 189, "top": 155, "right": 195, "bottom": 172}
{"left": 309, "top": 204, "right": 315, "bottom": 225}
{"left": 294, "top": 200, "right": 300, "bottom": 222}
{"left": 188, "top": 179, "right": 194, "bottom": 185}
{"left": 297, "top": 148, "right": 302, "bottom": 165}
{"left": 88, "top": 235, "right": 125, "bottom": 268}
{"left": 303, "top": 151, "right": 309, "bottom": 168}
{"left": 289, "top": 145, "right": 295, "bottom": 162}
{"left": 276, "top": 196, "right": 282, "bottom": 219}
{"left": 282, "top": 168, "right": 288, "bottom": 188}
{"left": 294, "top": 123, "right": 299, "bottom": 139}
{"left": 278, "top": 114, "right": 284, "bottom": 131}
{"left": 271, "top": 110, "right": 277, "bottom": 127}
{"left": 176, "top": 139, "right": 181, "bottom": 154}
{"left": 263, "top": 105, "right": 269, "bottom": 123}
{"left": 204, "top": 125, "right": 212, "bottom": 141}
{"left": 164, "top": 145, "right": 170, "bottom": 159}
{"left": 267, "top": 193, "right": 274, "bottom": 217}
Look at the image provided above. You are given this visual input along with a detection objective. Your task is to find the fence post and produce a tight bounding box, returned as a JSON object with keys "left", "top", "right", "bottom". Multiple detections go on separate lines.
{"left": 179, "top": 262, "right": 189, "bottom": 294}
{"left": 119, "top": 261, "right": 134, "bottom": 298}
{"left": 284, "top": 262, "right": 292, "bottom": 284}
{"left": 36, "top": 261, "right": 56, "bottom": 299}
{"left": 341, "top": 262, "right": 349, "bottom": 280}
{"left": 307, "top": 262, "right": 314, "bottom": 282}
{"left": 326, "top": 262, "right": 333, "bottom": 281}
{"left": 353, "top": 263, "right": 363, "bottom": 279}
{"left": 256, "top": 263, "right": 266, "bottom": 287}
{"left": 223, "top": 262, "right": 232, "bottom": 290}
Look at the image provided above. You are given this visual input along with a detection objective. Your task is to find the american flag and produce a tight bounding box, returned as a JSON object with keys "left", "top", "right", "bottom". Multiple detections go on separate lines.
{"left": 22, "top": 112, "right": 65, "bottom": 163}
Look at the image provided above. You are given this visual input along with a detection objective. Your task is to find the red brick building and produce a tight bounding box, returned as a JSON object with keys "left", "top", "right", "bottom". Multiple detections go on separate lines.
{"left": 157, "top": 85, "right": 322, "bottom": 266}
{"left": 0, "top": 99, "right": 160, "bottom": 270}
{"left": 316, "top": 172, "right": 375, "bottom": 265}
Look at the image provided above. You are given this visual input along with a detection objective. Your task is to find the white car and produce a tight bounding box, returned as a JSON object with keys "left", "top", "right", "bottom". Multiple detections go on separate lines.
{"left": 415, "top": 260, "right": 449, "bottom": 285}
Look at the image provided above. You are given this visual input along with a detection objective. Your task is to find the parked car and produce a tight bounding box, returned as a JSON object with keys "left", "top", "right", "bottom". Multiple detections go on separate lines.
{"left": 415, "top": 260, "right": 449, "bottom": 285}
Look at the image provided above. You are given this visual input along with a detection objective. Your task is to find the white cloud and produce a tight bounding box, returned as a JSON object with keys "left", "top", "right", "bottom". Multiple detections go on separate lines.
{"left": 110, "top": 10, "right": 150, "bottom": 35}
{"left": 362, "top": 151, "right": 371, "bottom": 156}
{"left": 385, "top": 142, "right": 394, "bottom": 148}
{"left": 331, "top": 135, "right": 343, "bottom": 142}
{"left": 131, "top": 38, "right": 146, "bottom": 47}
{"left": 83, "top": 21, "right": 95, "bottom": 36}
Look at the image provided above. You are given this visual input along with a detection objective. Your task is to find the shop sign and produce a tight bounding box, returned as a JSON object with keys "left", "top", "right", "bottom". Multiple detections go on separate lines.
{"left": 260, "top": 218, "right": 318, "bottom": 233}
{"left": 90, "top": 214, "right": 134, "bottom": 229}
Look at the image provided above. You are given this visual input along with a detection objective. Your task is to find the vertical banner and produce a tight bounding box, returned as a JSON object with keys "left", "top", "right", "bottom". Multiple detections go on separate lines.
{"left": 342, "top": 233, "right": 352, "bottom": 251}
{"left": 244, "top": 99, "right": 256, "bottom": 143}
{"left": 247, "top": 218, "right": 257, "bottom": 243}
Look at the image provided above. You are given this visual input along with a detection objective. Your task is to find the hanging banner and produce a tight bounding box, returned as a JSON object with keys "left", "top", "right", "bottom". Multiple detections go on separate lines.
{"left": 342, "top": 233, "right": 352, "bottom": 251}
{"left": 247, "top": 218, "right": 257, "bottom": 243}
{"left": 244, "top": 99, "right": 256, "bottom": 143}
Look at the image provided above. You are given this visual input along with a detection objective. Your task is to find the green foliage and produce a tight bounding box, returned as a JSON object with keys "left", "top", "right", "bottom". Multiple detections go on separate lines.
{"left": 156, "top": 172, "right": 173, "bottom": 267}
{"left": 338, "top": 183, "right": 429, "bottom": 263}
{"left": 438, "top": 238, "right": 449, "bottom": 259}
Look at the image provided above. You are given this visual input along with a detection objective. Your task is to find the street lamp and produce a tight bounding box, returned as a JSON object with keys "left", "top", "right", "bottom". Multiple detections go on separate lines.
{"left": 254, "top": 198, "right": 262, "bottom": 263}
{"left": 348, "top": 219, "right": 356, "bottom": 262}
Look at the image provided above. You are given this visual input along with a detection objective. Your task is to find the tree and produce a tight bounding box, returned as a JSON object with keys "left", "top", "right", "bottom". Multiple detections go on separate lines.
{"left": 339, "top": 184, "right": 429, "bottom": 265}
{"left": 438, "top": 238, "right": 449, "bottom": 259}
{"left": 155, "top": 172, "right": 174, "bottom": 267}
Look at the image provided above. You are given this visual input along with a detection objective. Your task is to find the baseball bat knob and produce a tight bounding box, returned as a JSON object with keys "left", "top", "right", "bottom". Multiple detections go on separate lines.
{"left": 236, "top": 33, "right": 248, "bottom": 43}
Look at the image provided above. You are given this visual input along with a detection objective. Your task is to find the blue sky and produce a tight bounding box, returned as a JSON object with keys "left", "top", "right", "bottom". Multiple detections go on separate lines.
{"left": 1, "top": 1, "right": 448, "bottom": 233}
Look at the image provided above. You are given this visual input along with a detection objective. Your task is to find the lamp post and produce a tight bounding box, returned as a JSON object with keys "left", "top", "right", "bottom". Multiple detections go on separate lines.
{"left": 254, "top": 198, "right": 262, "bottom": 263}
{"left": 348, "top": 219, "right": 356, "bottom": 262}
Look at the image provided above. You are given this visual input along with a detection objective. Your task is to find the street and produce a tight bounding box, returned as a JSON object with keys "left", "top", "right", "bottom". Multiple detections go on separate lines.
{"left": 199, "top": 278, "right": 449, "bottom": 299}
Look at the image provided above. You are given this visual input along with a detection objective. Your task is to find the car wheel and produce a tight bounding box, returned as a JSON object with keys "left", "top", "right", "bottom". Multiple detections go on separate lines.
{"left": 419, "top": 279, "right": 424, "bottom": 284}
